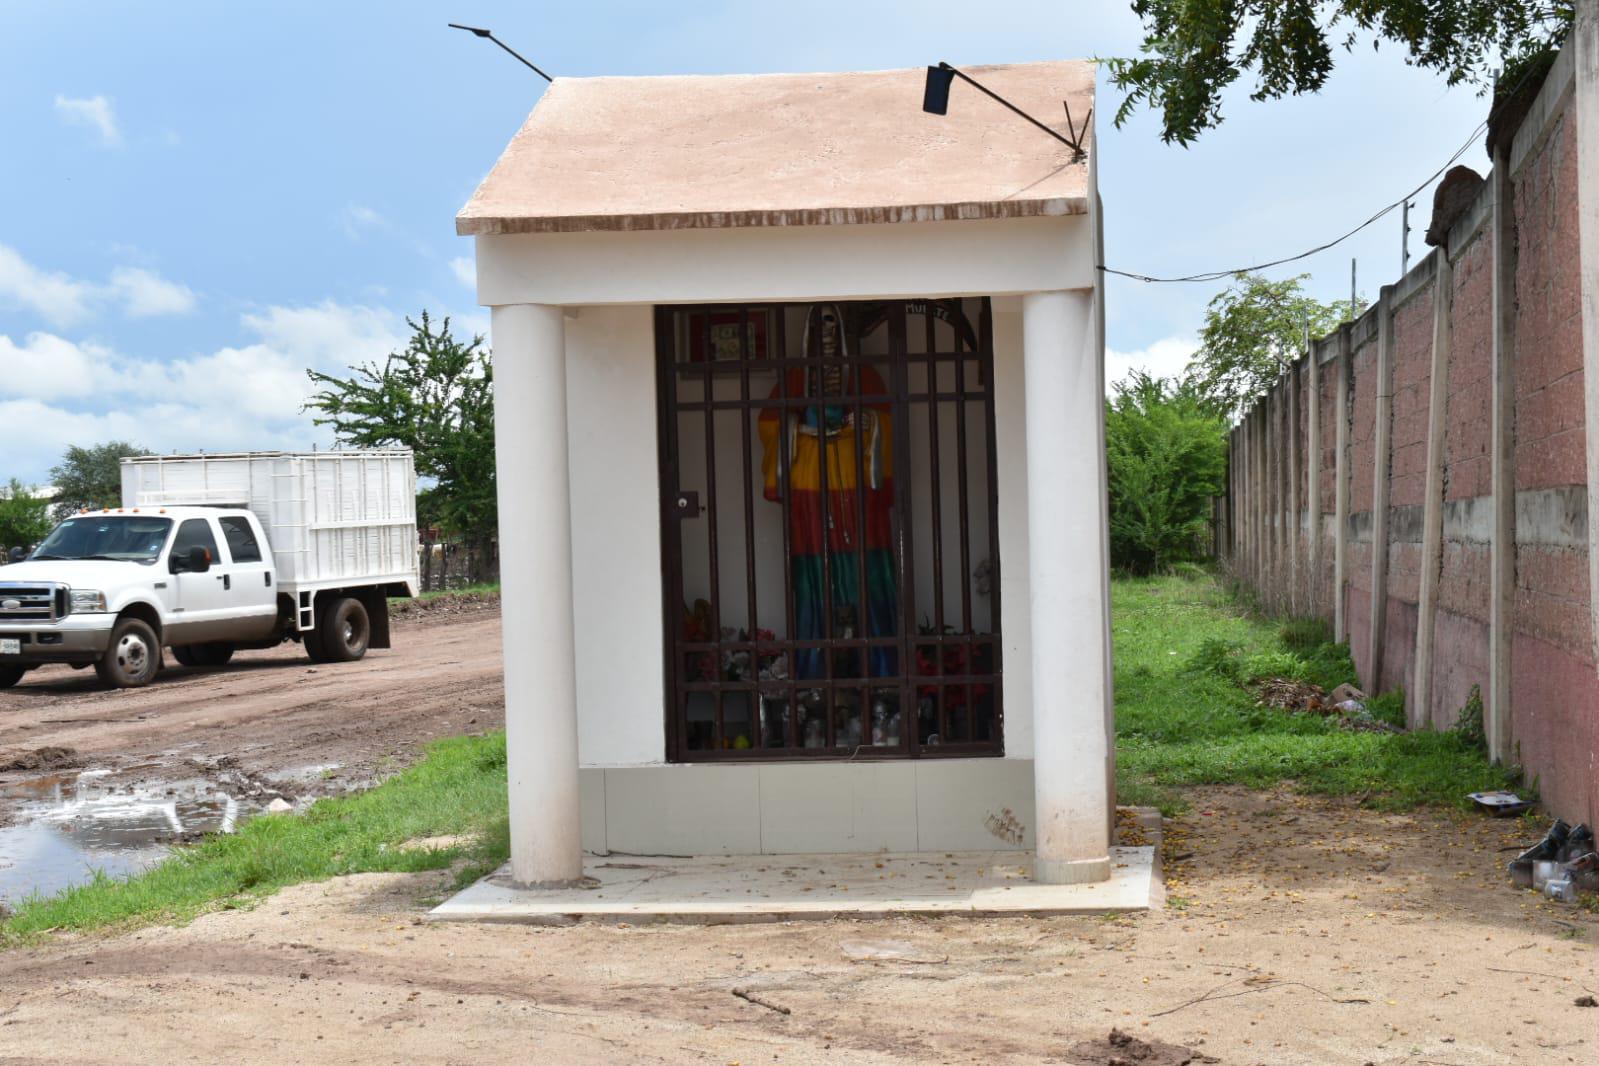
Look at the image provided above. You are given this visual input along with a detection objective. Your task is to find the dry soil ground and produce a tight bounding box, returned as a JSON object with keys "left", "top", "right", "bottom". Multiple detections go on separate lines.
{"left": 0, "top": 600, "right": 505, "bottom": 828}
{"left": 2, "top": 607, "right": 1597, "bottom": 1064}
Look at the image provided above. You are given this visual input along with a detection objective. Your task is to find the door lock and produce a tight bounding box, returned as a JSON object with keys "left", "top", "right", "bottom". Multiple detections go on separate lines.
{"left": 674, "top": 491, "right": 702, "bottom": 519}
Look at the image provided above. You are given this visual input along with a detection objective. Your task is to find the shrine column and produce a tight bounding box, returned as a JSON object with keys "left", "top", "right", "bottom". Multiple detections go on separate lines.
{"left": 1022, "top": 289, "right": 1112, "bottom": 885}
{"left": 491, "top": 302, "right": 583, "bottom": 885}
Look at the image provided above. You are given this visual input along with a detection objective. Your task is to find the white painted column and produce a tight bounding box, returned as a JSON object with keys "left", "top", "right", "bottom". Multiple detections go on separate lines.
{"left": 1022, "top": 289, "right": 1111, "bottom": 885}
{"left": 491, "top": 302, "right": 583, "bottom": 886}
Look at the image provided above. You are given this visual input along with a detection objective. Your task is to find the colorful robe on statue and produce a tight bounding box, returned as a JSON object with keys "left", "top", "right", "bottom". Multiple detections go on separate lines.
{"left": 758, "top": 359, "right": 897, "bottom": 680}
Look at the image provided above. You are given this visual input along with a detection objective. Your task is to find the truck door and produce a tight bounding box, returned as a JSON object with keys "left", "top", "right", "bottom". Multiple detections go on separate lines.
{"left": 168, "top": 517, "right": 229, "bottom": 639}
{"left": 217, "top": 514, "right": 277, "bottom": 637}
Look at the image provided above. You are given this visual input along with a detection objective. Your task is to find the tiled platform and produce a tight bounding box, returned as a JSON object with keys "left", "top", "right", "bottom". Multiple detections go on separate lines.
{"left": 429, "top": 847, "right": 1157, "bottom": 925}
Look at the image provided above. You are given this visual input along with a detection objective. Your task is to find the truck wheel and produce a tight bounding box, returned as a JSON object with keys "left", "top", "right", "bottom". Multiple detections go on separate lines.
{"left": 95, "top": 618, "right": 161, "bottom": 688}
{"left": 171, "top": 645, "right": 198, "bottom": 667}
{"left": 319, "top": 597, "right": 370, "bottom": 663}
{"left": 0, "top": 665, "right": 24, "bottom": 689}
{"left": 302, "top": 629, "right": 328, "bottom": 663}
{"left": 190, "top": 643, "right": 235, "bottom": 667}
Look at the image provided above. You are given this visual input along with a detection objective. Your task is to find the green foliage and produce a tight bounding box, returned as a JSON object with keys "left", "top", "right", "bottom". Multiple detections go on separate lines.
{"left": 1186, "top": 272, "right": 1361, "bottom": 414}
{"left": 1113, "top": 574, "right": 1516, "bottom": 813}
{"left": 1104, "top": 1, "right": 1573, "bottom": 145}
{"left": 1279, "top": 617, "right": 1332, "bottom": 652}
{"left": 305, "top": 312, "right": 496, "bottom": 578}
{"left": 0, "top": 732, "right": 511, "bottom": 943}
{"left": 1186, "top": 636, "right": 1244, "bottom": 680}
{"left": 1105, "top": 370, "right": 1228, "bottom": 574}
{"left": 1240, "top": 649, "right": 1312, "bottom": 683}
{"left": 48, "top": 440, "right": 152, "bottom": 519}
{"left": 1366, "top": 688, "right": 1407, "bottom": 729}
{"left": 1453, "top": 684, "right": 1486, "bottom": 753}
{"left": 0, "top": 479, "right": 54, "bottom": 553}
{"left": 1298, "top": 639, "right": 1358, "bottom": 691}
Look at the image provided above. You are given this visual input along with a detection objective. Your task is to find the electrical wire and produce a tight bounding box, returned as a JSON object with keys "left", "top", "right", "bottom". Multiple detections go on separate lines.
{"left": 1097, "top": 52, "right": 1554, "bottom": 285}
{"left": 1098, "top": 119, "right": 1486, "bottom": 284}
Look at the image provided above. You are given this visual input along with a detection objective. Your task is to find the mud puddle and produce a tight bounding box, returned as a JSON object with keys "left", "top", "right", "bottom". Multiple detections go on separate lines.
{"left": 0, "top": 769, "right": 264, "bottom": 906}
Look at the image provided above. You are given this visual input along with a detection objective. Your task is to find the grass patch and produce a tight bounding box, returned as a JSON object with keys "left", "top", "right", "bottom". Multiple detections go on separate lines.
{"left": 1113, "top": 573, "right": 1519, "bottom": 815}
{"left": 0, "top": 733, "right": 511, "bottom": 945}
{"left": 3, "top": 570, "right": 1519, "bottom": 942}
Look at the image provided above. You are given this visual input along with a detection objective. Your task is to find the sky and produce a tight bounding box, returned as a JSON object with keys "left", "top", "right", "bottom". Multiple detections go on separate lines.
{"left": 0, "top": 1, "right": 1494, "bottom": 484}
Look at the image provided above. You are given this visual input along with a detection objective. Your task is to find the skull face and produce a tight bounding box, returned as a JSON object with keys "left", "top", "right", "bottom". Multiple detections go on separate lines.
{"left": 818, "top": 307, "right": 840, "bottom": 357}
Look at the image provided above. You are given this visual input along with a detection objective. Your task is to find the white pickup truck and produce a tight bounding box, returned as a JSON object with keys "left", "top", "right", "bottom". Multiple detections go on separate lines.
{"left": 0, "top": 451, "right": 419, "bottom": 690}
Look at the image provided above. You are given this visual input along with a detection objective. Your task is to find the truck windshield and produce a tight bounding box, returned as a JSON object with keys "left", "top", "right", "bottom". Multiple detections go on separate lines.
{"left": 31, "top": 516, "right": 174, "bottom": 564}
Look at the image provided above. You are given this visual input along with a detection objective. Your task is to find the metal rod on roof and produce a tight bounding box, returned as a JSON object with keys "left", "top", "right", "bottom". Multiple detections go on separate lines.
{"left": 927, "top": 62, "right": 1084, "bottom": 159}
{"left": 447, "top": 23, "right": 554, "bottom": 82}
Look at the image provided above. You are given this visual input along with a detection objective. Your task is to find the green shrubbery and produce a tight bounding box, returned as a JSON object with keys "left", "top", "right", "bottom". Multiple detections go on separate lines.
{"left": 1105, "top": 371, "right": 1228, "bottom": 575}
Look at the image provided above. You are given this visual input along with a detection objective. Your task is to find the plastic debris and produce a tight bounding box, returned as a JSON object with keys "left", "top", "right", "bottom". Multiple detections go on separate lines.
{"left": 1469, "top": 790, "right": 1534, "bottom": 817}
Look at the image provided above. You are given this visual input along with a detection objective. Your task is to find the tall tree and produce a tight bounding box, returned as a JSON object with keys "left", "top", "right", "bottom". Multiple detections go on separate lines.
{"left": 0, "top": 479, "right": 55, "bottom": 555}
{"left": 304, "top": 312, "right": 497, "bottom": 582}
{"left": 49, "top": 441, "right": 152, "bottom": 519}
{"left": 1106, "top": 1, "right": 1573, "bottom": 145}
{"left": 1105, "top": 371, "right": 1229, "bottom": 574}
{"left": 1184, "top": 271, "right": 1358, "bottom": 414}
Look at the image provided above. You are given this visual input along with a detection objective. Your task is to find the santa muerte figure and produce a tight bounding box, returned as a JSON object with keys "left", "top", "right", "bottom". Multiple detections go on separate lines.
{"left": 758, "top": 304, "right": 897, "bottom": 680}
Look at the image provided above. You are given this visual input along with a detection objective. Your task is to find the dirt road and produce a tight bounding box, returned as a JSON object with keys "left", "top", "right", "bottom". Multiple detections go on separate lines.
{"left": 2, "top": 786, "right": 1595, "bottom": 1064}
{"left": 0, "top": 602, "right": 505, "bottom": 827}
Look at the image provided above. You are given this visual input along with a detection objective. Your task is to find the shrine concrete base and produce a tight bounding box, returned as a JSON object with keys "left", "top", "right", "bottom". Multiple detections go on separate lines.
{"left": 428, "top": 846, "right": 1158, "bottom": 925}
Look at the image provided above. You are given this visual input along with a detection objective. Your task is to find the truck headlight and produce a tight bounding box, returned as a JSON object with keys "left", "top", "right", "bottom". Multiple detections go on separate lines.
{"left": 69, "top": 589, "right": 109, "bottom": 614}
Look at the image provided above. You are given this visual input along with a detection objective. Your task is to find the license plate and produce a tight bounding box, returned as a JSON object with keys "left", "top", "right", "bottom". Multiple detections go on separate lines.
{"left": 0, "top": 639, "right": 19, "bottom": 656}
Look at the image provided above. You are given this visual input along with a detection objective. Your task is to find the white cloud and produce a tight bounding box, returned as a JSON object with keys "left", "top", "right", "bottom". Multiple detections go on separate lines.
{"left": 0, "top": 301, "right": 412, "bottom": 481}
{"left": 0, "top": 243, "right": 196, "bottom": 325}
{"left": 108, "top": 267, "right": 197, "bottom": 317}
{"left": 449, "top": 256, "right": 475, "bottom": 287}
{"left": 53, "top": 94, "right": 121, "bottom": 147}
{"left": 341, "top": 204, "right": 388, "bottom": 239}
{"left": 0, "top": 245, "right": 98, "bottom": 326}
{"left": 0, "top": 333, "right": 113, "bottom": 402}
{"left": 1105, "top": 336, "right": 1200, "bottom": 394}
{"left": 241, "top": 301, "right": 406, "bottom": 367}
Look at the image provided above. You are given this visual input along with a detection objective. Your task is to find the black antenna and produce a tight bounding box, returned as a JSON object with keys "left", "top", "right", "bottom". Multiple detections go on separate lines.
{"left": 448, "top": 23, "right": 554, "bottom": 82}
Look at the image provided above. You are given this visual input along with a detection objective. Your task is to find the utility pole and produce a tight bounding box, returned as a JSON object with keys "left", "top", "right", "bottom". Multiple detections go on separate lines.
{"left": 1350, "top": 258, "right": 1358, "bottom": 319}
{"left": 1401, "top": 199, "right": 1415, "bottom": 275}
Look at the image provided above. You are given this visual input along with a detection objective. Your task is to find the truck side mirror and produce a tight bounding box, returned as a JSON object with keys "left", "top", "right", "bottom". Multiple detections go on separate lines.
{"left": 6, "top": 547, "right": 23, "bottom": 564}
{"left": 173, "top": 546, "right": 212, "bottom": 574}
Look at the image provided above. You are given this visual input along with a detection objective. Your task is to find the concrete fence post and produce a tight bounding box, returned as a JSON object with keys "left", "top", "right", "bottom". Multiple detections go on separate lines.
{"left": 1256, "top": 403, "right": 1268, "bottom": 594}
{"left": 1368, "top": 288, "right": 1397, "bottom": 691}
{"left": 1414, "top": 248, "right": 1454, "bottom": 728}
{"left": 1334, "top": 325, "right": 1352, "bottom": 642}
{"left": 1243, "top": 409, "right": 1254, "bottom": 585}
{"left": 1260, "top": 394, "right": 1272, "bottom": 607}
{"left": 1308, "top": 342, "right": 1324, "bottom": 618}
{"left": 1489, "top": 144, "right": 1519, "bottom": 762}
{"left": 1574, "top": 0, "right": 1599, "bottom": 671}
{"left": 1289, "top": 359, "right": 1302, "bottom": 615}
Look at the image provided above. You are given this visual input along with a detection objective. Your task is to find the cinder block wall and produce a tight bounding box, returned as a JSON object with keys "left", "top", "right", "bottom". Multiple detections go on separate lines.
{"left": 1221, "top": 31, "right": 1599, "bottom": 826}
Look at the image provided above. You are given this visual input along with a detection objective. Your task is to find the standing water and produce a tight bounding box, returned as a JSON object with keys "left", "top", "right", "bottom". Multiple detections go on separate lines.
{"left": 0, "top": 770, "right": 249, "bottom": 907}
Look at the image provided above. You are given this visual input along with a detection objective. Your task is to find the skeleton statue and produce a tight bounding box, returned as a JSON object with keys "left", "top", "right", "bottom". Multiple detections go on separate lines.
{"left": 758, "top": 304, "right": 898, "bottom": 683}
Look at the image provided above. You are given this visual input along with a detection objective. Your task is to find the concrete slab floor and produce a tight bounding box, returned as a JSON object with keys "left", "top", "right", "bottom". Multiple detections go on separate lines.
{"left": 429, "top": 846, "right": 1158, "bottom": 926}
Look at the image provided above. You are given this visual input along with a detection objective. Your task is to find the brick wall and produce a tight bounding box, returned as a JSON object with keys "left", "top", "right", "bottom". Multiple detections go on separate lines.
{"left": 1221, "top": 39, "right": 1598, "bottom": 825}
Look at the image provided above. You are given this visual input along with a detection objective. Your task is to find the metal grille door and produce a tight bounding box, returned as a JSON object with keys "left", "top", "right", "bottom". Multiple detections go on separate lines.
{"left": 656, "top": 299, "right": 1002, "bottom": 761}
